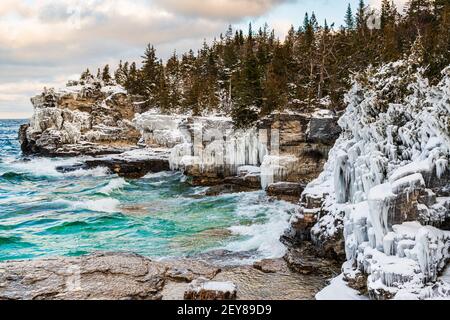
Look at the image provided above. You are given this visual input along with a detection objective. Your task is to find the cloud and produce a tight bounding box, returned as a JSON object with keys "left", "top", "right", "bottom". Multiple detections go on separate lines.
{"left": 153, "top": 0, "right": 294, "bottom": 21}
{"left": 0, "top": 0, "right": 245, "bottom": 118}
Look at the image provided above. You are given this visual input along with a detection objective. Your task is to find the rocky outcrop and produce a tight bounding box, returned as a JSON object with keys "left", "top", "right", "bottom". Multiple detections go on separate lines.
{"left": 259, "top": 112, "right": 339, "bottom": 189}
{"left": 0, "top": 252, "right": 166, "bottom": 300}
{"left": 133, "top": 111, "right": 340, "bottom": 190}
{"left": 0, "top": 251, "right": 338, "bottom": 300}
{"left": 21, "top": 78, "right": 340, "bottom": 190}
{"left": 19, "top": 80, "right": 140, "bottom": 157}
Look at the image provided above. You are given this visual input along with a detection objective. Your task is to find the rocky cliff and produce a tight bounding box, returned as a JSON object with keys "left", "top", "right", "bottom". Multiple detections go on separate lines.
{"left": 19, "top": 78, "right": 140, "bottom": 157}
{"left": 285, "top": 60, "right": 450, "bottom": 299}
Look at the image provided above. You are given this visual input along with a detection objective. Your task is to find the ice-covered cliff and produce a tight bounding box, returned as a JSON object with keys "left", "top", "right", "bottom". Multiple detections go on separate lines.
{"left": 20, "top": 77, "right": 140, "bottom": 156}
{"left": 286, "top": 54, "right": 450, "bottom": 299}
{"left": 133, "top": 112, "right": 339, "bottom": 188}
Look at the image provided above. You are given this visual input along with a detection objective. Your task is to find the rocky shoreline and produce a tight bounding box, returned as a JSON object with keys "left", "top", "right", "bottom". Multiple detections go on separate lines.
{"left": 0, "top": 251, "right": 340, "bottom": 300}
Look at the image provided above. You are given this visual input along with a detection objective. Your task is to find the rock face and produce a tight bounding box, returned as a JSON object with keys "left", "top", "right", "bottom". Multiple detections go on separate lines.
{"left": 20, "top": 79, "right": 140, "bottom": 157}
{"left": 285, "top": 62, "right": 450, "bottom": 299}
{"left": 21, "top": 78, "right": 340, "bottom": 189}
{"left": 259, "top": 113, "right": 339, "bottom": 190}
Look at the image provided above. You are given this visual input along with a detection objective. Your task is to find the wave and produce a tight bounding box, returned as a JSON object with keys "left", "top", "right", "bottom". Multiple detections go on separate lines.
{"left": 98, "top": 178, "right": 128, "bottom": 195}
{"left": 69, "top": 198, "right": 121, "bottom": 213}
{"left": 6, "top": 157, "right": 110, "bottom": 178}
{"left": 143, "top": 171, "right": 175, "bottom": 179}
{"left": 65, "top": 167, "right": 110, "bottom": 178}
{"left": 223, "top": 196, "right": 297, "bottom": 260}
{"left": 0, "top": 235, "right": 34, "bottom": 248}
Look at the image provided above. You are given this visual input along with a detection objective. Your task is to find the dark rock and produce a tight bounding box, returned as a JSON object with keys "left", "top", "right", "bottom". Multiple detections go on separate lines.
{"left": 223, "top": 175, "right": 261, "bottom": 189}
{"left": 84, "top": 157, "right": 169, "bottom": 179}
{"left": 307, "top": 117, "right": 342, "bottom": 145}
{"left": 266, "top": 182, "right": 304, "bottom": 203}
{"left": 204, "top": 184, "right": 256, "bottom": 196}
{"left": 283, "top": 243, "right": 341, "bottom": 276}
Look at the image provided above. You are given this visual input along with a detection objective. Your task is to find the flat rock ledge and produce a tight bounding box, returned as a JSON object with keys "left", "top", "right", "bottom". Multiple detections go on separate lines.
{"left": 0, "top": 252, "right": 220, "bottom": 300}
{"left": 56, "top": 149, "right": 171, "bottom": 179}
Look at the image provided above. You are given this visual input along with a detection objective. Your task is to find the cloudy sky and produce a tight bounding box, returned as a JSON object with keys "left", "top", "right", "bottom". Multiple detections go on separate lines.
{"left": 0, "top": 0, "right": 407, "bottom": 119}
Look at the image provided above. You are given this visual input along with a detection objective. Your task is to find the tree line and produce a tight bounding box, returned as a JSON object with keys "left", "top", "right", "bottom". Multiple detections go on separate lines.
{"left": 81, "top": 0, "right": 450, "bottom": 128}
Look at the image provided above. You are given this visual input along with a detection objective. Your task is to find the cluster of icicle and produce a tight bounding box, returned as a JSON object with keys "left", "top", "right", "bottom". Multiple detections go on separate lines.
{"left": 134, "top": 113, "right": 269, "bottom": 177}
{"left": 298, "top": 55, "right": 450, "bottom": 299}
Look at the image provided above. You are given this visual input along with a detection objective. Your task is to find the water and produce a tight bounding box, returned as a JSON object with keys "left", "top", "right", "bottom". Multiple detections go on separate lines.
{"left": 0, "top": 120, "right": 297, "bottom": 262}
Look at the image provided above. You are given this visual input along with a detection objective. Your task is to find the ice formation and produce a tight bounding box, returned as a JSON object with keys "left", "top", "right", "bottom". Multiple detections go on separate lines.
{"left": 134, "top": 113, "right": 269, "bottom": 181}
{"left": 295, "top": 60, "right": 450, "bottom": 299}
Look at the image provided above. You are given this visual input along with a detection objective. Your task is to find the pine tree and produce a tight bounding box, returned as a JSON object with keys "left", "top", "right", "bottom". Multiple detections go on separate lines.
{"left": 232, "top": 34, "right": 263, "bottom": 128}
{"left": 80, "top": 68, "right": 92, "bottom": 81}
{"left": 114, "top": 60, "right": 126, "bottom": 85}
{"left": 345, "top": 4, "right": 355, "bottom": 30}
{"left": 102, "top": 65, "right": 112, "bottom": 84}
{"left": 141, "top": 44, "right": 162, "bottom": 109}
{"left": 356, "top": 0, "right": 368, "bottom": 34}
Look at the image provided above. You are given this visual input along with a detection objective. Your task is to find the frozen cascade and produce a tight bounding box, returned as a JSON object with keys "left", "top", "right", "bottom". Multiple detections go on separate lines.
{"left": 135, "top": 112, "right": 269, "bottom": 179}
{"left": 293, "top": 61, "right": 450, "bottom": 299}
{"left": 260, "top": 155, "right": 297, "bottom": 190}
{"left": 368, "top": 183, "right": 396, "bottom": 251}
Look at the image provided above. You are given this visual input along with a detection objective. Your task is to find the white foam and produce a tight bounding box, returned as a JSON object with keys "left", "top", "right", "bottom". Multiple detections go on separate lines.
{"left": 224, "top": 195, "right": 295, "bottom": 259}
{"left": 143, "top": 171, "right": 176, "bottom": 179}
{"left": 98, "top": 178, "right": 128, "bottom": 195}
{"left": 8, "top": 157, "right": 109, "bottom": 178}
{"left": 65, "top": 198, "right": 121, "bottom": 213}
{"left": 65, "top": 166, "right": 110, "bottom": 177}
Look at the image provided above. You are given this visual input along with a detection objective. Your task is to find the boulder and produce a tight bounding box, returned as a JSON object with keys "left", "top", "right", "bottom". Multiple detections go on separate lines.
{"left": 184, "top": 278, "right": 237, "bottom": 300}
{"left": 266, "top": 182, "right": 304, "bottom": 203}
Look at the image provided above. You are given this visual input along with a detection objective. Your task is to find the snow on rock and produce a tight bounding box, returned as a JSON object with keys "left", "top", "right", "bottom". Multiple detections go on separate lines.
{"left": 286, "top": 59, "right": 450, "bottom": 299}
{"left": 315, "top": 274, "right": 368, "bottom": 300}
{"left": 134, "top": 111, "right": 339, "bottom": 187}
{"left": 21, "top": 78, "right": 140, "bottom": 156}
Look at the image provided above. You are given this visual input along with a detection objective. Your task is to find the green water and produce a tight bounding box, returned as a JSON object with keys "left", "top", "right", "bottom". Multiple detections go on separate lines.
{"left": 0, "top": 120, "right": 296, "bottom": 262}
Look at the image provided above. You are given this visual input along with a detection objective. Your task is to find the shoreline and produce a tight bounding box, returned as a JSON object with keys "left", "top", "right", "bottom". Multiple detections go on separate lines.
{"left": 0, "top": 250, "right": 340, "bottom": 300}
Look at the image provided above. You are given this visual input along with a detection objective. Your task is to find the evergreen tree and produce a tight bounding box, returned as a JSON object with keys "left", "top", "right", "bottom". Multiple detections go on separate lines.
{"left": 102, "top": 65, "right": 112, "bottom": 84}
{"left": 345, "top": 4, "right": 355, "bottom": 30}
{"left": 80, "top": 68, "right": 92, "bottom": 81}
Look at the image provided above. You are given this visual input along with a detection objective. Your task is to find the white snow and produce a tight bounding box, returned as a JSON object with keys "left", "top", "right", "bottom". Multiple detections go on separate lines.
{"left": 315, "top": 274, "right": 368, "bottom": 300}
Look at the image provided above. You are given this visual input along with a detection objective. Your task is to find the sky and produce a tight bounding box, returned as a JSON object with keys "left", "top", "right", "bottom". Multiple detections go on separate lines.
{"left": 0, "top": 0, "right": 407, "bottom": 119}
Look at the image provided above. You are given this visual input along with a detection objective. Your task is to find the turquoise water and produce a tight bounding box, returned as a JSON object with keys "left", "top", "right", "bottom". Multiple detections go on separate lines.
{"left": 0, "top": 120, "right": 296, "bottom": 262}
